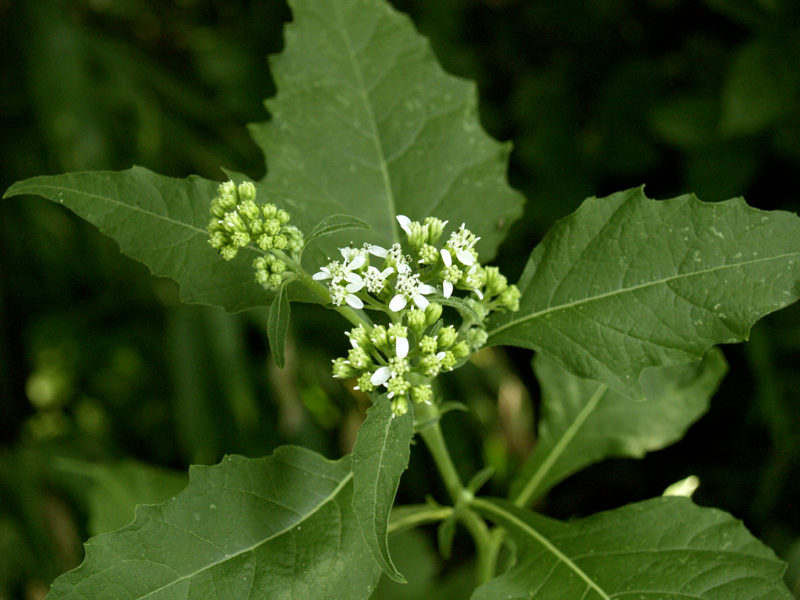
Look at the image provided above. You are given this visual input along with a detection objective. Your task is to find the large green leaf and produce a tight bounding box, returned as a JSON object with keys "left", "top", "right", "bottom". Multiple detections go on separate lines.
{"left": 351, "top": 397, "right": 414, "bottom": 583}
{"left": 47, "top": 447, "right": 382, "bottom": 600}
{"left": 250, "top": 0, "right": 523, "bottom": 258}
{"left": 473, "top": 497, "right": 793, "bottom": 599}
{"left": 268, "top": 280, "right": 291, "bottom": 369}
{"left": 511, "top": 348, "right": 727, "bottom": 507}
{"left": 3, "top": 168, "right": 279, "bottom": 313}
{"left": 487, "top": 187, "right": 800, "bottom": 398}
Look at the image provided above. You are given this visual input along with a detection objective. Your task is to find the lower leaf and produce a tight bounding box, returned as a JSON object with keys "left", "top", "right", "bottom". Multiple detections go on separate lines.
{"left": 472, "top": 496, "right": 792, "bottom": 599}
{"left": 48, "top": 447, "right": 382, "bottom": 600}
{"left": 351, "top": 396, "right": 414, "bottom": 583}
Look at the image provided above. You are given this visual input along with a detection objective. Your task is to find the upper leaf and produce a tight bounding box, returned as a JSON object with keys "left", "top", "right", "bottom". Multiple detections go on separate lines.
{"left": 47, "top": 447, "right": 382, "bottom": 600}
{"left": 473, "top": 497, "right": 793, "bottom": 600}
{"left": 250, "top": 0, "right": 523, "bottom": 259}
{"left": 351, "top": 397, "right": 414, "bottom": 583}
{"left": 487, "top": 186, "right": 800, "bottom": 398}
{"left": 511, "top": 348, "right": 726, "bottom": 507}
{"left": 3, "top": 168, "right": 288, "bottom": 313}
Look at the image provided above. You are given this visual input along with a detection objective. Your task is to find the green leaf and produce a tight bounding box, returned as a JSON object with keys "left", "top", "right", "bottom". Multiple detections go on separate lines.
{"left": 511, "top": 349, "right": 727, "bottom": 507}
{"left": 54, "top": 458, "right": 188, "bottom": 536}
{"left": 267, "top": 280, "right": 291, "bottom": 369}
{"left": 473, "top": 497, "right": 793, "bottom": 600}
{"left": 47, "top": 447, "right": 382, "bottom": 600}
{"left": 304, "top": 214, "right": 371, "bottom": 247}
{"left": 3, "top": 168, "right": 279, "bottom": 313}
{"left": 487, "top": 186, "right": 800, "bottom": 399}
{"left": 251, "top": 0, "right": 523, "bottom": 259}
{"left": 351, "top": 397, "right": 414, "bottom": 583}
{"left": 431, "top": 294, "right": 482, "bottom": 323}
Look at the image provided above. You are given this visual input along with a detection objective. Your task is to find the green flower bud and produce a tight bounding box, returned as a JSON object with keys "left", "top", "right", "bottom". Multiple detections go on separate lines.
{"left": 410, "top": 384, "right": 432, "bottom": 405}
{"left": 423, "top": 217, "right": 447, "bottom": 244}
{"left": 220, "top": 246, "right": 238, "bottom": 261}
{"left": 268, "top": 273, "right": 283, "bottom": 288}
{"left": 355, "top": 372, "right": 376, "bottom": 393}
{"left": 483, "top": 266, "right": 507, "bottom": 298}
{"left": 440, "top": 351, "right": 457, "bottom": 371}
{"left": 387, "top": 324, "right": 408, "bottom": 344}
{"left": 347, "top": 325, "right": 372, "bottom": 350}
{"left": 347, "top": 347, "right": 373, "bottom": 370}
{"left": 419, "top": 354, "right": 441, "bottom": 377}
{"left": 262, "top": 204, "right": 278, "bottom": 219}
{"left": 277, "top": 209, "right": 290, "bottom": 225}
{"left": 237, "top": 182, "right": 256, "bottom": 202}
{"left": 239, "top": 200, "right": 260, "bottom": 221}
{"left": 272, "top": 234, "right": 288, "bottom": 250}
{"left": 437, "top": 325, "right": 458, "bottom": 350}
{"left": 370, "top": 325, "right": 390, "bottom": 354}
{"left": 406, "top": 307, "right": 426, "bottom": 333}
{"left": 419, "top": 336, "right": 438, "bottom": 355}
{"left": 210, "top": 203, "right": 227, "bottom": 219}
{"left": 387, "top": 376, "right": 411, "bottom": 398}
{"left": 451, "top": 341, "right": 470, "bottom": 359}
{"left": 406, "top": 220, "right": 428, "bottom": 250}
{"left": 425, "top": 302, "right": 442, "bottom": 325}
{"left": 417, "top": 244, "right": 439, "bottom": 267}
{"left": 257, "top": 235, "right": 274, "bottom": 250}
{"left": 209, "top": 231, "right": 227, "bottom": 249}
{"left": 467, "top": 327, "right": 488, "bottom": 351}
{"left": 391, "top": 395, "right": 408, "bottom": 417}
{"left": 498, "top": 285, "right": 521, "bottom": 312}
{"left": 231, "top": 231, "right": 251, "bottom": 248}
{"left": 332, "top": 357, "right": 359, "bottom": 379}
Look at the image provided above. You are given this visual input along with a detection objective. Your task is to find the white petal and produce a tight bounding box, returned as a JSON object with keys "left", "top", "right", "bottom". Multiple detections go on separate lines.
{"left": 473, "top": 288, "right": 484, "bottom": 300}
{"left": 389, "top": 295, "right": 407, "bottom": 312}
{"left": 371, "top": 367, "right": 392, "bottom": 386}
{"left": 380, "top": 267, "right": 394, "bottom": 277}
{"left": 456, "top": 249, "right": 475, "bottom": 265}
{"left": 396, "top": 337, "right": 409, "bottom": 359}
{"left": 440, "top": 248, "right": 452, "bottom": 267}
{"left": 396, "top": 262, "right": 411, "bottom": 274}
{"left": 368, "top": 244, "right": 388, "bottom": 258}
{"left": 397, "top": 215, "right": 412, "bottom": 234}
{"left": 413, "top": 294, "right": 429, "bottom": 310}
{"left": 345, "top": 294, "right": 364, "bottom": 309}
{"left": 349, "top": 255, "right": 366, "bottom": 270}
{"left": 418, "top": 284, "right": 437, "bottom": 295}
{"left": 443, "top": 280, "right": 453, "bottom": 298}
{"left": 312, "top": 271, "right": 331, "bottom": 280}
{"left": 346, "top": 280, "right": 365, "bottom": 293}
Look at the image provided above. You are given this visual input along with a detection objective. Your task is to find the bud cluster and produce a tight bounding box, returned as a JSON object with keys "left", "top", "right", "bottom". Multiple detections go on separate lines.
{"left": 206, "top": 181, "right": 304, "bottom": 290}
{"left": 333, "top": 304, "right": 471, "bottom": 416}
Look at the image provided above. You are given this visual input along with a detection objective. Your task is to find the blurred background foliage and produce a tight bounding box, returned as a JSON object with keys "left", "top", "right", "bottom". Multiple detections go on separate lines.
{"left": 2, "top": 0, "right": 800, "bottom": 597}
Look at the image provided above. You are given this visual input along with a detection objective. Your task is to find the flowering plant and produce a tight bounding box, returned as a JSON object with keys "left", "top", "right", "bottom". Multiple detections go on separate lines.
{"left": 4, "top": 0, "right": 800, "bottom": 598}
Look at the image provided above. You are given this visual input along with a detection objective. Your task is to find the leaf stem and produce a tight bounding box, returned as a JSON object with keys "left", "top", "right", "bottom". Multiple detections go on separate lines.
{"left": 414, "top": 401, "right": 495, "bottom": 586}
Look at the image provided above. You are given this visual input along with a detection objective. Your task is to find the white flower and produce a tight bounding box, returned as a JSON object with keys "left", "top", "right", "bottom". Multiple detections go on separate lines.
{"left": 364, "top": 265, "right": 394, "bottom": 294}
{"left": 447, "top": 224, "right": 480, "bottom": 266}
{"left": 389, "top": 269, "right": 436, "bottom": 312}
{"left": 312, "top": 261, "right": 341, "bottom": 281}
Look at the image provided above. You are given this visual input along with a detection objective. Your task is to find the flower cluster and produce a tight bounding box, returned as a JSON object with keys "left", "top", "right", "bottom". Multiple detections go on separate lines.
{"left": 207, "top": 181, "right": 304, "bottom": 290}
{"left": 333, "top": 311, "right": 470, "bottom": 416}
{"left": 317, "top": 215, "right": 521, "bottom": 416}
{"left": 313, "top": 215, "right": 520, "bottom": 327}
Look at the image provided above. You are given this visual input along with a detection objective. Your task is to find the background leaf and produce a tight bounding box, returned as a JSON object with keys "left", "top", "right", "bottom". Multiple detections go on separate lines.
{"left": 54, "top": 458, "right": 188, "bottom": 536}
{"left": 351, "top": 397, "right": 414, "bottom": 583}
{"left": 2, "top": 168, "right": 283, "bottom": 313}
{"left": 267, "top": 280, "right": 291, "bottom": 369}
{"left": 304, "top": 214, "right": 371, "bottom": 248}
{"left": 487, "top": 186, "right": 800, "bottom": 398}
{"left": 251, "top": 0, "right": 524, "bottom": 259}
{"left": 47, "top": 447, "right": 382, "bottom": 600}
{"left": 473, "top": 496, "right": 793, "bottom": 600}
{"left": 511, "top": 348, "right": 727, "bottom": 507}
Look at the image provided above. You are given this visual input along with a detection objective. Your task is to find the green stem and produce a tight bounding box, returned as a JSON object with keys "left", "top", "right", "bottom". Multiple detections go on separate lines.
{"left": 414, "top": 400, "right": 496, "bottom": 586}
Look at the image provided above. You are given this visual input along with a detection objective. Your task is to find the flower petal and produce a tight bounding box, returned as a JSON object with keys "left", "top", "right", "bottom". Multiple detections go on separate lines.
{"left": 456, "top": 249, "right": 475, "bottom": 265}
{"left": 396, "top": 337, "right": 409, "bottom": 359}
{"left": 312, "top": 271, "right": 331, "bottom": 280}
{"left": 346, "top": 280, "right": 365, "bottom": 293}
{"left": 397, "top": 215, "right": 412, "bottom": 234}
{"left": 440, "top": 248, "right": 452, "bottom": 267}
{"left": 349, "top": 255, "right": 366, "bottom": 270}
{"left": 367, "top": 244, "right": 388, "bottom": 258}
{"left": 345, "top": 294, "right": 364, "bottom": 309}
{"left": 413, "top": 294, "right": 429, "bottom": 310}
{"left": 371, "top": 367, "right": 392, "bottom": 386}
{"left": 443, "top": 280, "right": 453, "bottom": 298}
{"left": 418, "top": 284, "right": 437, "bottom": 295}
{"left": 389, "top": 295, "right": 407, "bottom": 312}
